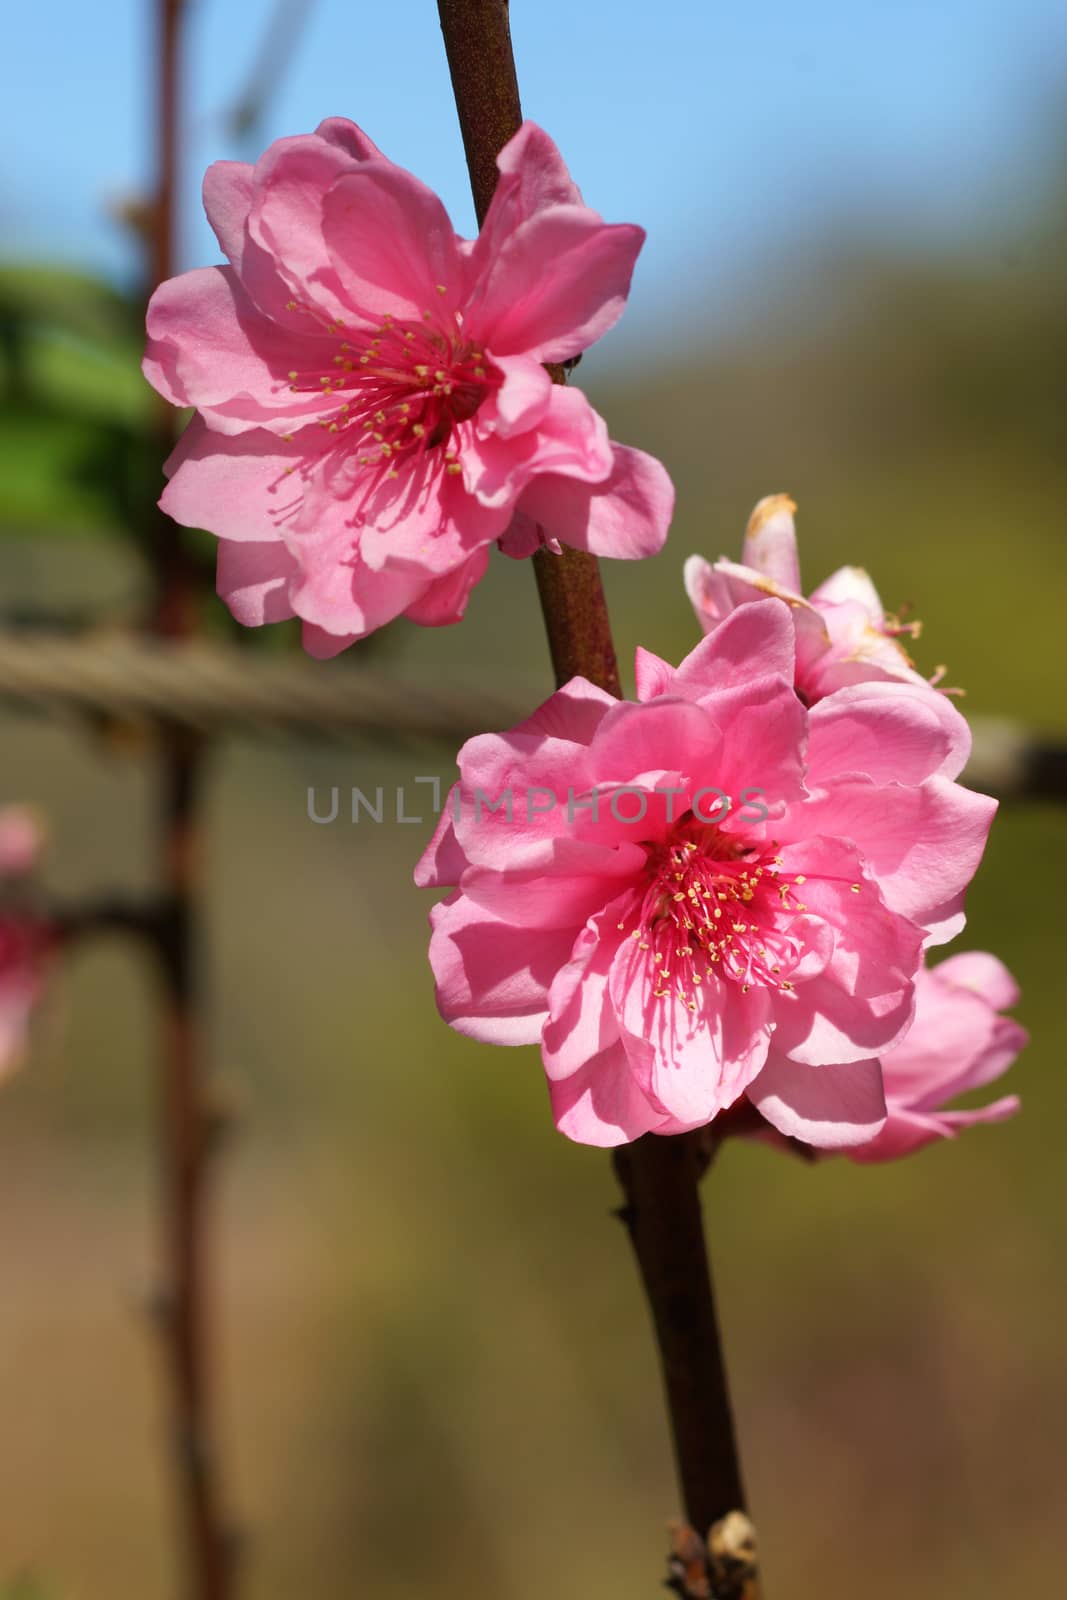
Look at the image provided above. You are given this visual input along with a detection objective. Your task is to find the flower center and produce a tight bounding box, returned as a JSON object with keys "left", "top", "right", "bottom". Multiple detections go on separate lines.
{"left": 280, "top": 300, "right": 499, "bottom": 493}
{"left": 619, "top": 819, "right": 813, "bottom": 1006}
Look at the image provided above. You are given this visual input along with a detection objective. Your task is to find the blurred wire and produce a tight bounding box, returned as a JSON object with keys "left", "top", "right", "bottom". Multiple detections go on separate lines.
{"left": 0, "top": 630, "right": 534, "bottom": 743}
{"left": 1, "top": 629, "right": 1065, "bottom": 797}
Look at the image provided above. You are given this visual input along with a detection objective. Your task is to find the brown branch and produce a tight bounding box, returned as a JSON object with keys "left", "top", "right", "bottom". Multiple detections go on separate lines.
{"left": 436, "top": 2, "right": 622, "bottom": 695}
{"left": 437, "top": 4, "right": 760, "bottom": 1592}
{"left": 147, "top": 6, "right": 235, "bottom": 1598}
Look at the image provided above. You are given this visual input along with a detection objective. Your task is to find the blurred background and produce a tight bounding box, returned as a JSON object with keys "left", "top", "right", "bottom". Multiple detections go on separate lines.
{"left": 2, "top": 1, "right": 1066, "bottom": 1596}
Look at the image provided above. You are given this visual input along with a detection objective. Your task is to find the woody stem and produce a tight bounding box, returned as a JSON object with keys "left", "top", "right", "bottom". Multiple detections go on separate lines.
{"left": 437, "top": 1, "right": 760, "bottom": 1586}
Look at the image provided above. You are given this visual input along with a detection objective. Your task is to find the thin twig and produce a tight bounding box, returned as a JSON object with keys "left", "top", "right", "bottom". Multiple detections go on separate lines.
{"left": 223, "top": 0, "right": 318, "bottom": 147}
{"left": 147, "top": 6, "right": 235, "bottom": 1597}
{"left": 436, "top": 4, "right": 761, "bottom": 1592}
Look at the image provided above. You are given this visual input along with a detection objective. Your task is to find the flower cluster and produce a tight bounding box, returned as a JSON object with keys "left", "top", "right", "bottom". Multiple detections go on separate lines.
{"left": 144, "top": 120, "right": 673, "bottom": 656}
{"left": 147, "top": 118, "right": 1024, "bottom": 1159}
{"left": 418, "top": 504, "right": 1025, "bottom": 1154}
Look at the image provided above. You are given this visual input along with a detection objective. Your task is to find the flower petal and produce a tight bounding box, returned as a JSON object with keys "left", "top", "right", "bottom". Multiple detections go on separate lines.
{"left": 160, "top": 416, "right": 319, "bottom": 541}
{"left": 215, "top": 539, "right": 298, "bottom": 626}
{"left": 321, "top": 163, "right": 465, "bottom": 324}
{"left": 248, "top": 128, "right": 382, "bottom": 325}
{"left": 932, "top": 949, "right": 1021, "bottom": 1011}
{"left": 741, "top": 494, "right": 801, "bottom": 590}
{"left": 671, "top": 598, "right": 799, "bottom": 700}
{"left": 428, "top": 891, "right": 574, "bottom": 1045}
{"left": 785, "top": 776, "right": 997, "bottom": 945}
{"left": 542, "top": 902, "right": 626, "bottom": 1081}
{"left": 467, "top": 205, "right": 644, "bottom": 363}
{"left": 549, "top": 1042, "right": 670, "bottom": 1146}
{"left": 145, "top": 266, "right": 332, "bottom": 435}
{"left": 807, "top": 681, "right": 972, "bottom": 786}
{"left": 512, "top": 444, "right": 673, "bottom": 560}
{"left": 473, "top": 121, "right": 583, "bottom": 274}
{"left": 464, "top": 385, "right": 612, "bottom": 510}
{"left": 747, "top": 1052, "right": 887, "bottom": 1148}
{"left": 402, "top": 548, "right": 490, "bottom": 626}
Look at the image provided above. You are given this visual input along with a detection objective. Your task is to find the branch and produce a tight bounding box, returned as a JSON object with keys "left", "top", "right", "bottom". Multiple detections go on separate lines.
{"left": 147, "top": 6, "right": 235, "bottom": 1596}
{"left": 437, "top": 5, "right": 761, "bottom": 1593}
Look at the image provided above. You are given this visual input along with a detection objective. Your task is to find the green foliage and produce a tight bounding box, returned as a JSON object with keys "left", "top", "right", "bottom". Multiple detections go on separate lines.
{"left": 0, "top": 1576, "right": 57, "bottom": 1600}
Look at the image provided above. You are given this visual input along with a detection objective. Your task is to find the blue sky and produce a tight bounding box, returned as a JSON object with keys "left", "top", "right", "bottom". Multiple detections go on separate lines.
{"left": 5, "top": 0, "right": 1067, "bottom": 348}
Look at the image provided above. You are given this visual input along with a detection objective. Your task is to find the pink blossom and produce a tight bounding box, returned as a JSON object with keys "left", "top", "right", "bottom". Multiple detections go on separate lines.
{"left": 0, "top": 806, "right": 43, "bottom": 877}
{"left": 842, "top": 952, "right": 1024, "bottom": 1161}
{"left": 144, "top": 119, "right": 673, "bottom": 656}
{"left": 685, "top": 494, "right": 946, "bottom": 706}
{"left": 416, "top": 600, "right": 996, "bottom": 1147}
{"left": 0, "top": 808, "right": 46, "bottom": 1080}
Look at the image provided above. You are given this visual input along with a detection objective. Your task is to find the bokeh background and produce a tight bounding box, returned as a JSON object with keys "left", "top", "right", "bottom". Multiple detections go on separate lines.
{"left": 2, "top": 1, "right": 1066, "bottom": 1596}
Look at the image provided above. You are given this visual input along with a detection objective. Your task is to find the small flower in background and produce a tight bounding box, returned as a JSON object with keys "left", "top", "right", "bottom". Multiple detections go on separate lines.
{"left": 416, "top": 599, "right": 996, "bottom": 1148}
{"left": 844, "top": 952, "right": 1024, "bottom": 1161}
{"left": 0, "top": 807, "right": 48, "bottom": 1081}
{"left": 685, "top": 494, "right": 951, "bottom": 706}
{"left": 145, "top": 119, "right": 674, "bottom": 656}
{"left": 738, "top": 952, "right": 1025, "bottom": 1161}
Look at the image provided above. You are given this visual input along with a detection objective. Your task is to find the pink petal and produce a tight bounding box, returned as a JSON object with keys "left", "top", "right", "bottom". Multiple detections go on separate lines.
{"left": 459, "top": 843, "right": 645, "bottom": 930}
{"left": 807, "top": 681, "right": 972, "bottom": 786}
{"left": 548, "top": 1042, "right": 670, "bottom": 1147}
{"left": 938, "top": 1094, "right": 1021, "bottom": 1133}
{"left": 845, "top": 1106, "right": 953, "bottom": 1163}
{"left": 248, "top": 130, "right": 382, "bottom": 326}
{"left": 956, "top": 1018, "right": 1028, "bottom": 1094}
{"left": 321, "top": 163, "right": 465, "bottom": 325}
{"left": 785, "top": 776, "right": 997, "bottom": 945}
{"left": 202, "top": 160, "right": 297, "bottom": 325}
{"left": 634, "top": 647, "right": 675, "bottom": 701}
{"left": 428, "top": 892, "right": 574, "bottom": 1045}
{"left": 467, "top": 205, "right": 645, "bottom": 363}
{"left": 347, "top": 466, "right": 507, "bottom": 576}
{"left": 474, "top": 122, "right": 583, "bottom": 273}
{"left": 770, "top": 838, "right": 924, "bottom": 1064}
{"left": 202, "top": 160, "right": 253, "bottom": 264}
{"left": 413, "top": 791, "right": 468, "bottom": 890}
{"left": 402, "top": 548, "right": 490, "bottom": 626}
{"left": 313, "top": 116, "right": 384, "bottom": 161}
{"left": 704, "top": 675, "right": 809, "bottom": 821}
{"left": 932, "top": 950, "right": 1021, "bottom": 1011}
{"left": 671, "top": 598, "right": 798, "bottom": 700}
{"left": 609, "top": 939, "right": 773, "bottom": 1125}
{"left": 301, "top": 622, "right": 359, "bottom": 659}
{"left": 774, "top": 979, "right": 915, "bottom": 1067}
{"left": 511, "top": 443, "right": 674, "bottom": 560}
{"left": 161, "top": 416, "right": 319, "bottom": 541}
{"left": 495, "top": 511, "right": 546, "bottom": 559}
{"left": 0, "top": 809, "right": 43, "bottom": 876}
{"left": 683, "top": 554, "right": 718, "bottom": 632}
{"left": 215, "top": 539, "right": 298, "bottom": 626}
{"left": 449, "top": 718, "right": 601, "bottom": 867}
{"left": 145, "top": 266, "right": 331, "bottom": 434}
{"left": 287, "top": 533, "right": 430, "bottom": 641}
{"left": 464, "top": 385, "right": 612, "bottom": 510}
{"left": 542, "top": 902, "right": 626, "bottom": 1081}
{"left": 587, "top": 697, "right": 721, "bottom": 795}
{"left": 747, "top": 1052, "right": 887, "bottom": 1148}
{"left": 478, "top": 354, "right": 553, "bottom": 438}
{"left": 513, "top": 677, "right": 617, "bottom": 743}
{"left": 849, "top": 1093, "right": 1020, "bottom": 1163}
{"left": 741, "top": 495, "right": 801, "bottom": 590}
{"left": 809, "top": 565, "right": 885, "bottom": 624}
